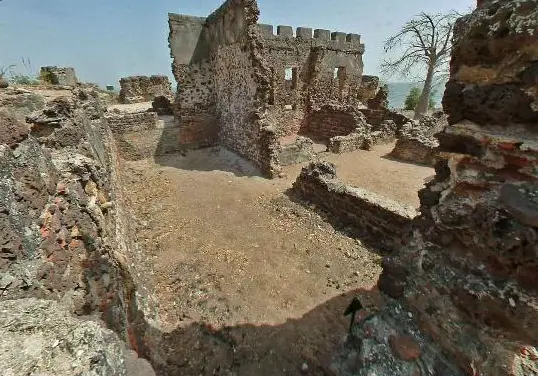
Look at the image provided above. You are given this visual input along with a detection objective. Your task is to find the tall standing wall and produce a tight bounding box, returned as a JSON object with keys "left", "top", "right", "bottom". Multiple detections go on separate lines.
{"left": 370, "top": 1, "right": 538, "bottom": 374}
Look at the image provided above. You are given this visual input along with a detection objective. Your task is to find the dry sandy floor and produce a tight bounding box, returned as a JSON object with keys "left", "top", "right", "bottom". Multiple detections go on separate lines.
{"left": 283, "top": 142, "right": 434, "bottom": 208}
{"left": 120, "top": 145, "right": 432, "bottom": 375}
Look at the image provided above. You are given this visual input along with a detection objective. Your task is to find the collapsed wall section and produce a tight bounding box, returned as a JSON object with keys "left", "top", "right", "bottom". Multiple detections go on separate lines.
{"left": 350, "top": 1, "right": 538, "bottom": 375}
{"left": 0, "top": 88, "right": 158, "bottom": 371}
{"left": 293, "top": 162, "right": 418, "bottom": 252}
{"left": 119, "top": 75, "right": 173, "bottom": 104}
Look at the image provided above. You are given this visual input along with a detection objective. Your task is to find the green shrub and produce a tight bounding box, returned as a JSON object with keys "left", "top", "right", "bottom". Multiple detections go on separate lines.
{"left": 10, "top": 74, "right": 39, "bottom": 85}
{"left": 404, "top": 87, "right": 421, "bottom": 110}
{"left": 405, "top": 87, "right": 438, "bottom": 111}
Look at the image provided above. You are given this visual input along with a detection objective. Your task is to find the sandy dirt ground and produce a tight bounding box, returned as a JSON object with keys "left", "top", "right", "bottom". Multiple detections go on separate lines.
{"left": 283, "top": 142, "right": 434, "bottom": 208}
{"left": 120, "top": 145, "right": 432, "bottom": 375}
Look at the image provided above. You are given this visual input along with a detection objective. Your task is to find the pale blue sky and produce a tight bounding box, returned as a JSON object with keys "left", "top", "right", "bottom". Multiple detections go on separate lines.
{"left": 0, "top": 0, "right": 474, "bottom": 88}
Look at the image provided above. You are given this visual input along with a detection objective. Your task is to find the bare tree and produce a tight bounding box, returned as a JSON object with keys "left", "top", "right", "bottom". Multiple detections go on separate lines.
{"left": 381, "top": 12, "right": 458, "bottom": 119}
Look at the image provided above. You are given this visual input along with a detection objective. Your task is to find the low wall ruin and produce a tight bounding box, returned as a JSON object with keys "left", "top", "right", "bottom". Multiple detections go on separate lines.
{"left": 293, "top": 162, "right": 418, "bottom": 252}
{"left": 119, "top": 75, "right": 173, "bottom": 104}
{"left": 105, "top": 109, "right": 181, "bottom": 160}
{"left": 39, "top": 66, "right": 78, "bottom": 86}
{"left": 278, "top": 136, "right": 314, "bottom": 166}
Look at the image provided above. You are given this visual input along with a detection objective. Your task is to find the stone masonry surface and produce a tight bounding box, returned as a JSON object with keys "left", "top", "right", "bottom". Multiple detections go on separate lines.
{"left": 168, "top": 0, "right": 371, "bottom": 176}
{"left": 119, "top": 75, "right": 174, "bottom": 104}
{"left": 293, "top": 162, "right": 418, "bottom": 252}
{"left": 40, "top": 66, "right": 78, "bottom": 86}
{"left": 339, "top": 1, "right": 538, "bottom": 375}
{"left": 0, "top": 85, "right": 158, "bottom": 374}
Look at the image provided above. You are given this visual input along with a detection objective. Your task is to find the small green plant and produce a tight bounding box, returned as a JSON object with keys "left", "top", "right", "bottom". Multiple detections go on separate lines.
{"left": 9, "top": 58, "right": 39, "bottom": 85}
{"left": 404, "top": 87, "right": 437, "bottom": 111}
{"left": 404, "top": 87, "right": 421, "bottom": 110}
{"left": 9, "top": 74, "right": 39, "bottom": 85}
{"left": 0, "top": 64, "right": 16, "bottom": 78}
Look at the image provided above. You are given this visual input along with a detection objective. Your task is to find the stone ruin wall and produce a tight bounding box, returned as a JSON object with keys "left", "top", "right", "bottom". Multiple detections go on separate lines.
{"left": 169, "top": 0, "right": 277, "bottom": 175}
{"left": 359, "top": 1, "right": 538, "bottom": 374}
{"left": 0, "top": 88, "right": 159, "bottom": 373}
{"left": 119, "top": 75, "right": 174, "bottom": 104}
{"left": 258, "top": 24, "right": 365, "bottom": 140}
{"left": 293, "top": 162, "right": 418, "bottom": 253}
{"left": 39, "top": 66, "right": 78, "bottom": 86}
{"left": 169, "top": 0, "right": 372, "bottom": 176}
{"left": 208, "top": 0, "right": 266, "bottom": 169}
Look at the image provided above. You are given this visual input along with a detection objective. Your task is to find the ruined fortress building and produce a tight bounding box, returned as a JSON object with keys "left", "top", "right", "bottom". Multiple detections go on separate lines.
{"left": 168, "top": 0, "right": 374, "bottom": 177}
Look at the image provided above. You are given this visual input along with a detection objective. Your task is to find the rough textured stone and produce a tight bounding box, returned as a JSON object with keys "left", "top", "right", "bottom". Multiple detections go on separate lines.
{"left": 40, "top": 66, "right": 78, "bottom": 86}
{"left": 0, "top": 86, "right": 157, "bottom": 373}
{"left": 389, "top": 335, "right": 421, "bottom": 361}
{"left": 278, "top": 136, "right": 314, "bottom": 166}
{"left": 390, "top": 114, "right": 447, "bottom": 166}
{"left": 293, "top": 162, "right": 418, "bottom": 252}
{"left": 168, "top": 0, "right": 368, "bottom": 176}
{"left": 0, "top": 110, "right": 30, "bottom": 147}
{"left": 0, "top": 298, "right": 135, "bottom": 376}
{"left": 119, "top": 75, "right": 173, "bottom": 104}
{"left": 105, "top": 108, "right": 181, "bottom": 160}
{"left": 342, "top": 2, "right": 538, "bottom": 375}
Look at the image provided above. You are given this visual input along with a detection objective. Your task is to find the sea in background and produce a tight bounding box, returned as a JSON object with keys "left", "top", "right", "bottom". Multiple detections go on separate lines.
{"left": 385, "top": 82, "right": 445, "bottom": 110}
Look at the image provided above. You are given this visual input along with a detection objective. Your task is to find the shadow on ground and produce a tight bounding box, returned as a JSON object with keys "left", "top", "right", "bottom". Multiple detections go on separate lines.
{"left": 154, "top": 147, "right": 263, "bottom": 178}
{"left": 284, "top": 188, "right": 391, "bottom": 257}
{"left": 140, "top": 287, "right": 383, "bottom": 376}
{"left": 381, "top": 153, "right": 431, "bottom": 169}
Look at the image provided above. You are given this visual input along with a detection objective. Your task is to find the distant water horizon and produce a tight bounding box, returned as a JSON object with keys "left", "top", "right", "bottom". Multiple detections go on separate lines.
{"left": 385, "top": 82, "right": 445, "bottom": 110}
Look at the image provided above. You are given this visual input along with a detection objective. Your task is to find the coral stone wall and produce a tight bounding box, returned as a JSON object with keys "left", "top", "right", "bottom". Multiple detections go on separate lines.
{"left": 40, "top": 66, "right": 78, "bottom": 86}
{"left": 0, "top": 89, "right": 155, "bottom": 359}
{"left": 208, "top": 0, "right": 263, "bottom": 166}
{"left": 119, "top": 75, "right": 173, "bottom": 104}
{"left": 168, "top": 14, "right": 217, "bottom": 148}
{"left": 169, "top": 1, "right": 367, "bottom": 175}
{"left": 259, "top": 26, "right": 365, "bottom": 140}
{"left": 307, "top": 103, "right": 366, "bottom": 141}
{"left": 373, "top": 1, "right": 538, "bottom": 374}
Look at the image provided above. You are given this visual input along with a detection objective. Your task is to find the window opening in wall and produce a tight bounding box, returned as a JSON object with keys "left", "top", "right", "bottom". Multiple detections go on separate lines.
{"left": 336, "top": 66, "right": 347, "bottom": 94}
{"left": 285, "top": 67, "right": 293, "bottom": 81}
{"left": 284, "top": 67, "right": 298, "bottom": 89}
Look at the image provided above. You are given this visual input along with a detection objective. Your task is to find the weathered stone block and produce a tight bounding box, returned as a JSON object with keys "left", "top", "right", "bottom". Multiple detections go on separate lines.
{"left": 296, "top": 27, "right": 313, "bottom": 39}
{"left": 278, "top": 136, "right": 314, "bottom": 166}
{"left": 277, "top": 25, "right": 293, "bottom": 37}
{"left": 313, "top": 29, "right": 331, "bottom": 40}
{"left": 257, "top": 23, "right": 274, "bottom": 37}
{"left": 119, "top": 75, "right": 173, "bottom": 104}
{"left": 331, "top": 32, "right": 346, "bottom": 42}
{"left": 346, "top": 33, "right": 361, "bottom": 44}
{"left": 39, "top": 66, "right": 77, "bottom": 86}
